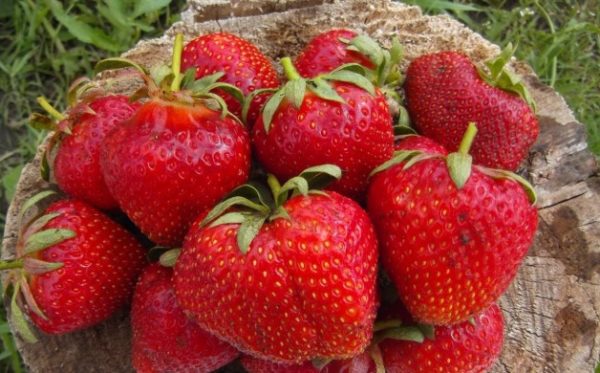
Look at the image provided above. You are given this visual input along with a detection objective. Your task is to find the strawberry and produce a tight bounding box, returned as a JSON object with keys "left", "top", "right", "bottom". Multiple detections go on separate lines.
{"left": 174, "top": 166, "right": 379, "bottom": 363}
{"left": 252, "top": 58, "right": 393, "bottom": 200}
{"left": 377, "top": 303, "right": 504, "bottom": 372}
{"left": 1, "top": 192, "right": 146, "bottom": 340}
{"left": 404, "top": 44, "right": 539, "bottom": 171}
{"left": 31, "top": 93, "right": 139, "bottom": 210}
{"left": 98, "top": 34, "right": 251, "bottom": 246}
{"left": 394, "top": 135, "right": 448, "bottom": 154}
{"left": 131, "top": 263, "right": 238, "bottom": 373}
{"left": 181, "top": 32, "right": 280, "bottom": 127}
{"left": 368, "top": 123, "right": 538, "bottom": 324}
{"left": 294, "top": 29, "right": 374, "bottom": 78}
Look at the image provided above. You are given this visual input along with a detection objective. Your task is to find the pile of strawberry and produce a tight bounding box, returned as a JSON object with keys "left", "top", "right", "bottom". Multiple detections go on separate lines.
{"left": 2, "top": 28, "right": 540, "bottom": 373}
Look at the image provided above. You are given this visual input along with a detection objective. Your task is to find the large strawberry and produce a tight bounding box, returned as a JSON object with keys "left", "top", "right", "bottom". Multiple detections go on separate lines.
{"left": 31, "top": 91, "right": 139, "bottom": 210}
{"left": 131, "top": 263, "right": 238, "bottom": 373}
{"left": 368, "top": 123, "right": 538, "bottom": 325}
{"left": 98, "top": 34, "right": 251, "bottom": 246}
{"left": 1, "top": 192, "right": 146, "bottom": 340}
{"left": 174, "top": 166, "right": 379, "bottom": 363}
{"left": 181, "top": 32, "right": 280, "bottom": 127}
{"left": 404, "top": 44, "right": 539, "bottom": 171}
{"left": 252, "top": 58, "right": 393, "bottom": 200}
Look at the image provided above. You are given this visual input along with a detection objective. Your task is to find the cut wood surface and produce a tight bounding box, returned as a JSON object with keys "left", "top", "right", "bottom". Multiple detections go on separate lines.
{"left": 2, "top": 1, "right": 598, "bottom": 372}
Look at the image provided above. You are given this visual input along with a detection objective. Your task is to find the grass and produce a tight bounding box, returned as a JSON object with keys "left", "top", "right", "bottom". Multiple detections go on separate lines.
{"left": 0, "top": 0, "right": 598, "bottom": 371}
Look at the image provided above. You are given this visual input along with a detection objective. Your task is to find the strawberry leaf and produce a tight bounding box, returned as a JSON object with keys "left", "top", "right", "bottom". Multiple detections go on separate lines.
{"left": 242, "top": 88, "right": 277, "bottom": 124}
{"left": 94, "top": 57, "right": 147, "bottom": 76}
{"left": 298, "top": 164, "right": 342, "bottom": 190}
{"left": 24, "top": 229, "right": 76, "bottom": 255}
{"left": 347, "top": 34, "right": 384, "bottom": 67}
{"left": 309, "top": 78, "right": 345, "bottom": 103}
{"left": 158, "top": 249, "right": 181, "bottom": 268}
{"left": 417, "top": 324, "right": 436, "bottom": 340}
{"left": 285, "top": 79, "right": 306, "bottom": 108}
{"left": 18, "top": 190, "right": 56, "bottom": 222}
{"left": 28, "top": 113, "right": 56, "bottom": 131}
{"left": 262, "top": 89, "right": 286, "bottom": 132}
{"left": 10, "top": 282, "right": 37, "bottom": 343}
{"left": 325, "top": 70, "right": 375, "bottom": 96}
{"left": 381, "top": 326, "right": 425, "bottom": 343}
{"left": 202, "top": 196, "right": 270, "bottom": 227}
{"left": 209, "top": 211, "right": 249, "bottom": 227}
{"left": 446, "top": 152, "right": 473, "bottom": 189}
{"left": 22, "top": 258, "right": 63, "bottom": 275}
{"left": 476, "top": 166, "right": 537, "bottom": 204}
{"left": 237, "top": 214, "right": 267, "bottom": 254}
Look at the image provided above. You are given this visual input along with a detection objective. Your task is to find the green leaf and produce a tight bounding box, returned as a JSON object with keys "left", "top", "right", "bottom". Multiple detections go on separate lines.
{"left": 236, "top": 214, "right": 267, "bottom": 254}
{"left": 158, "top": 249, "right": 180, "bottom": 267}
{"left": 262, "top": 90, "right": 286, "bottom": 132}
{"left": 23, "top": 212, "right": 61, "bottom": 238}
{"left": 326, "top": 70, "right": 375, "bottom": 95}
{"left": 10, "top": 283, "right": 37, "bottom": 343}
{"left": 180, "top": 67, "right": 197, "bottom": 88}
{"left": 40, "top": 150, "right": 51, "bottom": 182}
{"left": 347, "top": 34, "right": 384, "bottom": 67}
{"left": 186, "top": 72, "right": 225, "bottom": 92}
{"left": 309, "top": 78, "right": 345, "bottom": 104}
{"left": 22, "top": 258, "right": 63, "bottom": 274}
{"left": 417, "top": 324, "right": 436, "bottom": 340}
{"left": 369, "top": 150, "right": 423, "bottom": 177}
{"left": 206, "top": 82, "right": 245, "bottom": 105}
{"left": 390, "top": 37, "right": 404, "bottom": 66}
{"left": 226, "top": 182, "right": 273, "bottom": 208}
{"left": 242, "top": 88, "right": 277, "bottom": 124}
{"left": 330, "top": 63, "right": 369, "bottom": 76}
{"left": 278, "top": 176, "right": 310, "bottom": 205}
{"left": 45, "top": 0, "right": 123, "bottom": 52}
{"left": 28, "top": 113, "right": 55, "bottom": 131}
{"left": 2, "top": 165, "right": 23, "bottom": 203}
{"left": 446, "top": 152, "right": 473, "bottom": 189}
{"left": 132, "top": 0, "right": 172, "bottom": 18}
{"left": 202, "top": 196, "right": 270, "bottom": 227}
{"left": 24, "top": 229, "right": 76, "bottom": 255}
{"left": 269, "top": 206, "right": 291, "bottom": 222}
{"left": 396, "top": 106, "right": 412, "bottom": 130}
{"left": 285, "top": 79, "right": 306, "bottom": 108}
{"left": 381, "top": 326, "right": 425, "bottom": 343}
{"left": 476, "top": 167, "right": 537, "bottom": 205}
{"left": 298, "top": 164, "right": 342, "bottom": 190}
{"left": 150, "top": 64, "right": 173, "bottom": 87}
{"left": 209, "top": 211, "right": 249, "bottom": 227}
{"left": 94, "top": 57, "right": 147, "bottom": 76}
{"left": 18, "top": 190, "right": 56, "bottom": 221}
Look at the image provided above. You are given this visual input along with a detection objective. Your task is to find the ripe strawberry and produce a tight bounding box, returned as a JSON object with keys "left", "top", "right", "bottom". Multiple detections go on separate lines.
{"left": 32, "top": 94, "right": 139, "bottom": 210}
{"left": 98, "top": 34, "right": 251, "bottom": 246}
{"left": 404, "top": 44, "right": 539, "bottom": 171}
{"left": 378, "top": 303, "right": 504, "bottom": 372}
{"left": 368, "top": 124, "right": 537, "bottom": 324}
{"left": 2, "top": 193, "right": 146, "bottom": 339}
{"left": 252, "top": 58, "right": 393, "bottom": 200}
{"left": 131, "top": 264, "right": 238, "bottom": 373}
{"left": 174, "top": 166, "right": 379, "bottom": 363}
{"left": 295, "top": 29, "right": 374, "bottom": 78}
{"left": 181, "top": 32, "right": 280, "bottom": 126}
{"left": 394, "top": 135, "right": 447, "bottom": 155}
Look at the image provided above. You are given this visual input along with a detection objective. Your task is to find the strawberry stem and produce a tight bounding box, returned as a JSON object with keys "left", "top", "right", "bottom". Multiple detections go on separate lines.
{"left": 37, "top": 97, "right": 65, "bottom": 121}
{"left": 170, "top": 33, "right": 184, "bottom": 92}
{"left": 267, "top": 174, "right": 282, "bottom": 206}
{"left": 281, "top": 57, "right": 301, "bottom": 81}
{"left": 0, "top": 259, "right": 24, "bottom": 271}
{"left": 458, "top": 122, "right": 478, "bottom": 155}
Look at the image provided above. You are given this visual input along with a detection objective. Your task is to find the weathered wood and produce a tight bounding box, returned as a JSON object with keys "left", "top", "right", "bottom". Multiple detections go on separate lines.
{"left": 2, "top": 1, "right": 598, "bottom": 372}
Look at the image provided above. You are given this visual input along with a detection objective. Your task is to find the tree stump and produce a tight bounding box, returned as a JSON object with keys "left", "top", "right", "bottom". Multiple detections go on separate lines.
{"left": 2, "top": 1, "right": 598, "bottom": 372}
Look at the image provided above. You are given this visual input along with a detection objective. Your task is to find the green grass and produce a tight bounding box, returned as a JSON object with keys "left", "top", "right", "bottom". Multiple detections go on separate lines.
{"left": 0, "top": 0, "right": 598, "bottom": 371}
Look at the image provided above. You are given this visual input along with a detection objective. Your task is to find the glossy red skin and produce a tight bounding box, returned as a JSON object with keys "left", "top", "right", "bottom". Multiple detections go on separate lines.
{"left": 174, "top": 192, "right": 379, "bottom": 363}
{"left": 380, "top": 304, "right": 504, "bottom": 373}
{"left": 131, "top": 264, "right": 238, "bottom": 373}
{"left": 295, "top": 29, "right": 374, "bottom": 78}
{"left": 28, "top": 199, "right": 146, "bottom": 334}
{"left": 54, "top": 95, "right": 139, "bottom": 210}
{"left": 101, "top": 99, "right": 251, "bottom": 246}
{"left": 394, "top": 135, "right": 448, "bottom": 155}
{"left": 181, "top": 32, "right": 280, "bottom": 127}
{"left": 253, "top": 83, "right": 393, "bottom": 200}
{"left": 404, "top": 51, "right": 539, "bottom": 171}
{"left": 367, "top": 148, "right": 538, "bottom": 324}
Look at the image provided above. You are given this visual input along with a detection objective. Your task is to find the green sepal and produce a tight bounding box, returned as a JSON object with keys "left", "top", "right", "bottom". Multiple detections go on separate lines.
{"left": 180, "top": 68, "right": 197, "bottom": 90}
{"left": 269, "top": 206, "right": 291, "bottom": 222}
{"left": 370, "top": 150, "right": 423, "bottom": 177}
{"left": 66, "top": 76, "right": 92, "bottom": 106}
{"left": 417, "top": 323, "right": 436, "bottom": 340}
{"left": 346, "top": 34, "right": 384, "bottom": 67}
{"left": 276, "top": 164, "right": 342, "bottom": 207}
{"left": 10, "top": 282, "right": 38, "bottom": 343}
{"left": 28, "top": 113, "right": 56, "bottom": 132}
{"left": 18, "top": 190, "right": 56, "bottom": 222}
{"left": 200, "top": 92, "right": 233, "bottom": 120}
{"left": 468, "top": 317, "right": 477, "bottom": 326}
{"left": 278, "top": 176, "right": 310, "bottom": 204}
{"left": 261, "top": 89, "right": 286, "bottom": 133}
{"left": 368, "top": 344, "right": 386, "bottom": 373}
{"left": 396, "top": 105, "right": 412, "bottom": 130}
{"left": 285, "top": 79, "right": 306, "bottom": 108}
{"left": 478, "top": 43, "right": 537, "bottom": 112}
{"left": 309, "top": 78, "right": 345, "bottom": 104}
{"left": 373, "top": 319, "right": 403, "bottom": 332}
{"left": 209, "top": 211, "right": 249, "bottom": 227}
{"left": 150, "top": 64, "right": 173, "bottom": 88}
{"left": 446, "top": 152, "right": 473, "bottom": 189}
{"left": 185, "top": 72, "right": 225, "bottom": 92}
{"left": 237, "top": 213, "right": 268, "bottom": 254}
{"left": 205, "top": 82, "right": 245, "bottom": 106}
{"left": 23, "top": 229, "right": 76, "bottom": 255}
{"left": 24, "top": 213, "right": 61, "bottom": 238}
{"left": 226, "top": 182, "right": 273, "bottom": 208}
{"left": 22, "top": 258, "right": 63, "bottom": 275}
{"left": 201, "top": 196, "right": 269, "bottom": 227}
{"left": 94, "top": 57, "right": 148, "bottom": 76}
{"left": 40, "top": 150, "right": 51, "bottom": 182}
{"left": 158, "top": 249, "right": 181, "bottom": 268}
{"left": 242, "top": 88, "right": 277, "bottom": 124}
{"left": 380, "top": 326, "right": 425, "bottom": 343}
{"left": 326, "top": 70, "right": 375, "bottom": 96}
{"left": 476, "top": 166, "right": 538, "bottom": 205}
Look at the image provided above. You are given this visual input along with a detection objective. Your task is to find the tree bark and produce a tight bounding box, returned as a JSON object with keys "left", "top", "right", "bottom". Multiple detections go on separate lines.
{"left": 2, "top": 1, "right": 598, "bottom": 372}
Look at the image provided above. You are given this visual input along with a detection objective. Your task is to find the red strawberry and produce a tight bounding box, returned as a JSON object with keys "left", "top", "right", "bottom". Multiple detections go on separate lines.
{"left": 379, "top": 303, "right": 504, "bottom": 372}
{"left": 98, "top": 35, "right": 251, "bottom": 246}
{"left": 181, "top": 32, "right": 280, "bottom": 126}
{"left": 394, "top": 135, "right": 448, "bottom": 155}
{"left": 33, "top": 95, "right": 139, "bottom": 210}
{"left": 368, "top": 124, "right": 537, "bottom": 324}
{"left": 174, "top": 166, "right": 379, "bottom": 363}
{"left": 252, "top": 58, "right": 393, "bottom": 200}
{"left": 404, "top": 45, "right": 539, "bottom": 171}
{"left": 2, "top": 194, "right": 146, "bottom": 339}
{"left": 131, "top": 263, "right": 238, "bottom": 373}
{"left": 295, "top": 29, "right": 374, "bottom": 78}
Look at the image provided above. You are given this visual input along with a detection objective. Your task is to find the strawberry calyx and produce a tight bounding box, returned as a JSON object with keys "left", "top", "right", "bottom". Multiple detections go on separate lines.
{"left": 253, "top": 57, "right": 376, "bottom": 132}
{"left": 201, "top": 164, "right": 342, "bottom": 253}
{"left": 477, "top": 43, "right": 537, "bottom": 112}
{"left": 94, "top": 34, "right": 245, "bottom": 122}
{"left": 158, "top": 249, "right": 181, "bottom": 268}
{"left": 2, "top": 191, "right": 74, "bottom": 343}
